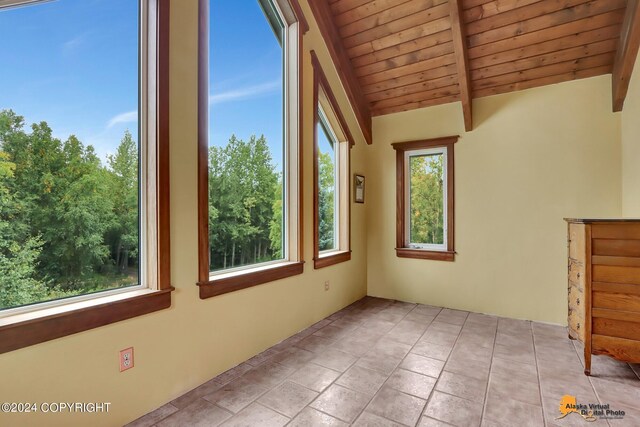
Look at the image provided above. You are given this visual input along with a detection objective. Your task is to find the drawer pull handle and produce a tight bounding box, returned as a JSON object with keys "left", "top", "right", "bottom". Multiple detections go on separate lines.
{"left": 577, "top": 272, "right": 580, "bottom": 278}
{"left": 577, "top": 323, "right": 580, "bottom": 330}
{"left": 577, "top": 298, "right": 580, "bottom": 306}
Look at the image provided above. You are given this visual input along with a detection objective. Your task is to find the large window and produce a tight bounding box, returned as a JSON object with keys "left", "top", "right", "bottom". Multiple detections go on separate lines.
{"left": 312, "top": 51, "right": 352, "bottom": 269}
{"left": 198, "top": 0, "right": 303, "bottom": 298}
{"left": 393, "top": 137, "right": 457, "bottom": 262}
{"left": 0, "top": 0, "right": 171, "bottom": 354}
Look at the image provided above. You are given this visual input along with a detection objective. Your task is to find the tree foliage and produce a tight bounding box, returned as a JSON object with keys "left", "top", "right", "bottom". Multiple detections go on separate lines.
{"left": 318, "top": 151, "right": 335, "bottom": 251}
{"left": 208, "top": 135, "right": 282, "bottom": 270}
{"left": 0, "top": 109, "right": 138, "bottom": 309}
{"left": 410, "top": 154, "right": 444, "bottom": 245}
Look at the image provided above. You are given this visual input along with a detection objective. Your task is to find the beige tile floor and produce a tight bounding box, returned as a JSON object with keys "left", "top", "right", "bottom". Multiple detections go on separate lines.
{"left": 128, "top": 297, "right": 640, "bottom": 427}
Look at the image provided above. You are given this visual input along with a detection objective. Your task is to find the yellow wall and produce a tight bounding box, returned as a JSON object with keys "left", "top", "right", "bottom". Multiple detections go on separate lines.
{"left": 622, "top": 53, "right": 640, "bottom": 216}
{"left": 0, "top": 1, "right": 368, "bottom": 426}
{"left": 366, "top": 76, "right": 621, "bottom": 325}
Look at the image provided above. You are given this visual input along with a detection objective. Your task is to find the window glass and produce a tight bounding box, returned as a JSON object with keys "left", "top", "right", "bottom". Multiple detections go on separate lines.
{"left": 208, "top": 0, "right": 286, "bottom": 272}
{"left": 408, "top": 152, "right": 445, "bottom": 247}
{"left": 0, "top": 0, "right": 140, "bottom": 311}
{"left": 317, "top": 110, "right": 338, "bottom": 252}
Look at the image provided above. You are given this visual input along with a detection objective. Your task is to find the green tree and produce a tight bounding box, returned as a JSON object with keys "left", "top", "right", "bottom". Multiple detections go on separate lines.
{"left": 107, "top": 130, "right": 139, "bottom": 274}
{"left": 269, "top": 175, "right": 283, "bottom": 258}
{"left": 0, "top": 151, "right": 48, "bottom": 308}
{"left": 318, "top": 151, "right": 335, "bottom": 251}
{"left": 208, "top": 134, "right": 279, "bottom": 270}
{"left": 410, "top": 154, "right": 444, "bottom": 245}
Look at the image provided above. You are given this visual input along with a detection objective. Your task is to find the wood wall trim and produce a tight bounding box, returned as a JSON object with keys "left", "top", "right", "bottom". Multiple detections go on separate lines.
{"left": 197, "top": 0, "right": 210, "bottom": 284}
{"left": 311, "top": 50, "right": 354, "bottom": 270}
{"left": 290, "top": 0, "right": 309, "bottom": 34}
{"left": 612, "top": 0, "right": 640, "bottom": 111}
{"left": 157, "top": 0, "right": 171, "bottom": 290}
{"left": 314, "top": 251, "right": 352, "bottom": 269}
{"left": 394, "top": 136, "right": 458, "bottom": 262}
{"left": 198, "top": 262, "right": 304, "bottom": 298}
{"left": 396, "top": 248, "right": 455, "bottom": 262}
{"left": 449, "top": 0, "right": 473, "bottom": 131}
{"left": 392, "top": 136, "right": 460, "bottom": 151}
{"left": 307, "top": 0, "right": 373, "bottom": 144}
{"left": 0, "top": 289, "right": 173, "bottom": 355}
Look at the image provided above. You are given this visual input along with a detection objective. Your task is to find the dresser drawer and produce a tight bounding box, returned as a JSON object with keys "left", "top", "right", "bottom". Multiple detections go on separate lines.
{"left": 568, "top": 259, "right": 585, "bottom": 291}
{"left": 568, "top": 284, "right": 585, "bottom": 340}
{"left": 569, "top": 223, "right": 585, "bottom": 260}
{"left": 593, "top": 317, "right": 640, "bottom": 341}
{"left": 593, "top": 291, "right": 640, "bottom": 313}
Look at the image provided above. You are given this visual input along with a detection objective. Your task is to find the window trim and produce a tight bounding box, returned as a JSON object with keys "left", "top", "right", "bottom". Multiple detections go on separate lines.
{"left": 311, "top": 50, "right": 353, "bottom": 269}
{"left": 392, "top": 136, "right": 458, "bottom": 262}
{"left": 404, "top": 147, "right": 448, "bottom": 252}
{"left": 197, "top": 0, "right": 305, "bottom": 298}
{"left": 0, "top": 0, "right": 173, "bottom": 354}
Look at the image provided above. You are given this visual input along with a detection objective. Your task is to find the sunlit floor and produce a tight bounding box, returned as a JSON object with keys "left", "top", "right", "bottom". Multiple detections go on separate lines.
{"left": 128, "top": 297, "right": 640, "bottom": 427}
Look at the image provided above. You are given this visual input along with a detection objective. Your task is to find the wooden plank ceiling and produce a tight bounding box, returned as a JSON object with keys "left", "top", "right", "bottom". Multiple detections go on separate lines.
{"left": 315, "top": 0, "right": 637, "bottom": 131}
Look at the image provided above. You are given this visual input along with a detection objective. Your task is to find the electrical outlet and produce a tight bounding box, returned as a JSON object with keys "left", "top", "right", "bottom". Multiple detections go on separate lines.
{"left": 324, "top": 281, "right": 330, "bottom": 291}
{"left": 119, "top": 347, "right": 134, "bottom": 372}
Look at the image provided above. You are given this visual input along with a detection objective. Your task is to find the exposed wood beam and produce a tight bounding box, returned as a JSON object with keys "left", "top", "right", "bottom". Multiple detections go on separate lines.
{"left": 612, "top": 0, "right": 640, "bottom": 112}
{"left": 449, "top": 0, "right": 473, "bottom": 131}
{"left": 307, "top": 0, "right": 373, "bottom": 144}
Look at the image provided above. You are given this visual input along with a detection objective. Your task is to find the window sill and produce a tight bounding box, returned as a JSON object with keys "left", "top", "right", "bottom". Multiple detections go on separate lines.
{"left": 314, "top": 250, "right": 351, "bottom": 269}
{"left": 0, "top": 287, "right": 174, "bottom": 354}
{"left": 395, "top": 248, "right": 456, "bottom": 262}
{"left": 198, "top": 261, "right": 305, "bottom": 299}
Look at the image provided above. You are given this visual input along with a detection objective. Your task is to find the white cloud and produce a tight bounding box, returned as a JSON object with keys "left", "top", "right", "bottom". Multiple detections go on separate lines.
{"left": 62, "top": 34, "right": 87, "bottom": 54}
{"left": 107, "top": 110, "right": 137, "bottom": 128}
{"left": 209, "top": 80, "right": 280, "bottom": 106}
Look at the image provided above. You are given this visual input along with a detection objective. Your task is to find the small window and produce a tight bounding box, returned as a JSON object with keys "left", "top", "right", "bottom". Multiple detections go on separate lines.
{"left": 312, "top": 51, "right": 352, "bottom": 269}
{"left": 197, "top": 0, "right": 303, "bottom": 298}
{"left": 393, "top": 137, "right": 457, "bottom": 261}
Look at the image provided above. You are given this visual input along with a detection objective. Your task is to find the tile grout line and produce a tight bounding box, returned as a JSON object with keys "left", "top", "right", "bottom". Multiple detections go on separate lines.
{"left": 568, "top": 335, "right": 613, "bottom": 427}
{"left": 532, "top": 325, "right": 550, "bottom": 427}
{"left": 342, "top": 300, "right": 426, "bottom": 426}
{"left": 476, "top": 315, "right": 499, "bottom": 427}
{"left": 419, "top": 308, "right": 468, "bottom": 426}
{"left": 289, "top": 298, "right": 396, "bottom": 425}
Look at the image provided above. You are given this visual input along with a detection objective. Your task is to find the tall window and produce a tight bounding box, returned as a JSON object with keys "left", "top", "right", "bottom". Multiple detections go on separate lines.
{"left": 393, "top": 137, "right": 457, "bottom": 261}
{"left": 0, "top": 0, "right": 171, "bottom": 353}
{"left": 198, "top": 0, "right": 302, "bottom": 298}
{"left": 312, "top": 51, "right": 352, "bottom": 269}
{"left": 317, "top": 107, "right": 340, "bottom": 252}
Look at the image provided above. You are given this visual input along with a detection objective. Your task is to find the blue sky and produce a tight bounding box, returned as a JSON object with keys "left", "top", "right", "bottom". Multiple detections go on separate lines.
{"left": 210, "top": 0, "right": 283, "bottom": 168}
{"left": 0, "top": 0, "right": 283, "bottom": 167}
{"left": 0, "top": 0, "right": 139, "bottom": 160}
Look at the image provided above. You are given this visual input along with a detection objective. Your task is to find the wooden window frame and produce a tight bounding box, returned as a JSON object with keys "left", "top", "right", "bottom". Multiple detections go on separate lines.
{"left": 197, "top": 0, "right": 307, "bottom": 298}
{"left": 0, "top": 0, "right": 173, "bottom": 355}
{"left": 392, "top": 136, "right": 458, "bottom": 262}
{"left": 311, "top": 50, "right": 353, "bottom": 269}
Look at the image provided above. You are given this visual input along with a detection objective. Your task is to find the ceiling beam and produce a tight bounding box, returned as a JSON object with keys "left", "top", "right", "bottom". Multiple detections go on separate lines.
{"left": 612, "top": 0, "right": 640, "bottom": 112}
{"left": 449, "top": 0, "right": 473, "bottom": 131}
{"left": 307, "top": 0, "right": 373, "bottom": 144}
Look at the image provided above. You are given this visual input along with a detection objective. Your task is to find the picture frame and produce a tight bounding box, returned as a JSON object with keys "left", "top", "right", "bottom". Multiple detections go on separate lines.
{"left": 354, "top": 174, "right": 365, "bottom": 204}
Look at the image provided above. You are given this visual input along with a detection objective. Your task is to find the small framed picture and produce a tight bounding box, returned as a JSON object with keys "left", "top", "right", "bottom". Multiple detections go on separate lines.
{"left": 354, "top": 174, "right": 365, "bottom": 204}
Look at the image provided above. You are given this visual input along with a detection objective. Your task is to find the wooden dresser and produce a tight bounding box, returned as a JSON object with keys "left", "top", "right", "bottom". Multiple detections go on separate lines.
{"left": 565, "top": 219, "right": 640, "bottom": 375}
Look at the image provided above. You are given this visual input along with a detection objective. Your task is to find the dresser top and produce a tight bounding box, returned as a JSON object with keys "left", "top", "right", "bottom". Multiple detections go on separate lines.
{"left": 564, "top": 218, "right": 640, "bottom": 223}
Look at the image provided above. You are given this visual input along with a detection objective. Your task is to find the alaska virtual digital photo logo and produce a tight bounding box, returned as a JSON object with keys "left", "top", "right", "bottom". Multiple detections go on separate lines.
{"left": 556, "top": 395, "right": 626, "bottom": 422}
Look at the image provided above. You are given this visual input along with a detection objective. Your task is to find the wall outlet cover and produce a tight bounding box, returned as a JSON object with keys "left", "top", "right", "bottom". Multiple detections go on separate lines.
{"left": 119, "top": 347, "right": 134, "bottom": 372}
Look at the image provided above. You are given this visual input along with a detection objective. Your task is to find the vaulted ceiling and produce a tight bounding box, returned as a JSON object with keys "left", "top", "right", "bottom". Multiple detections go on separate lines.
{"left": 307, "top": 0, "right": 640, "bottom": 143}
